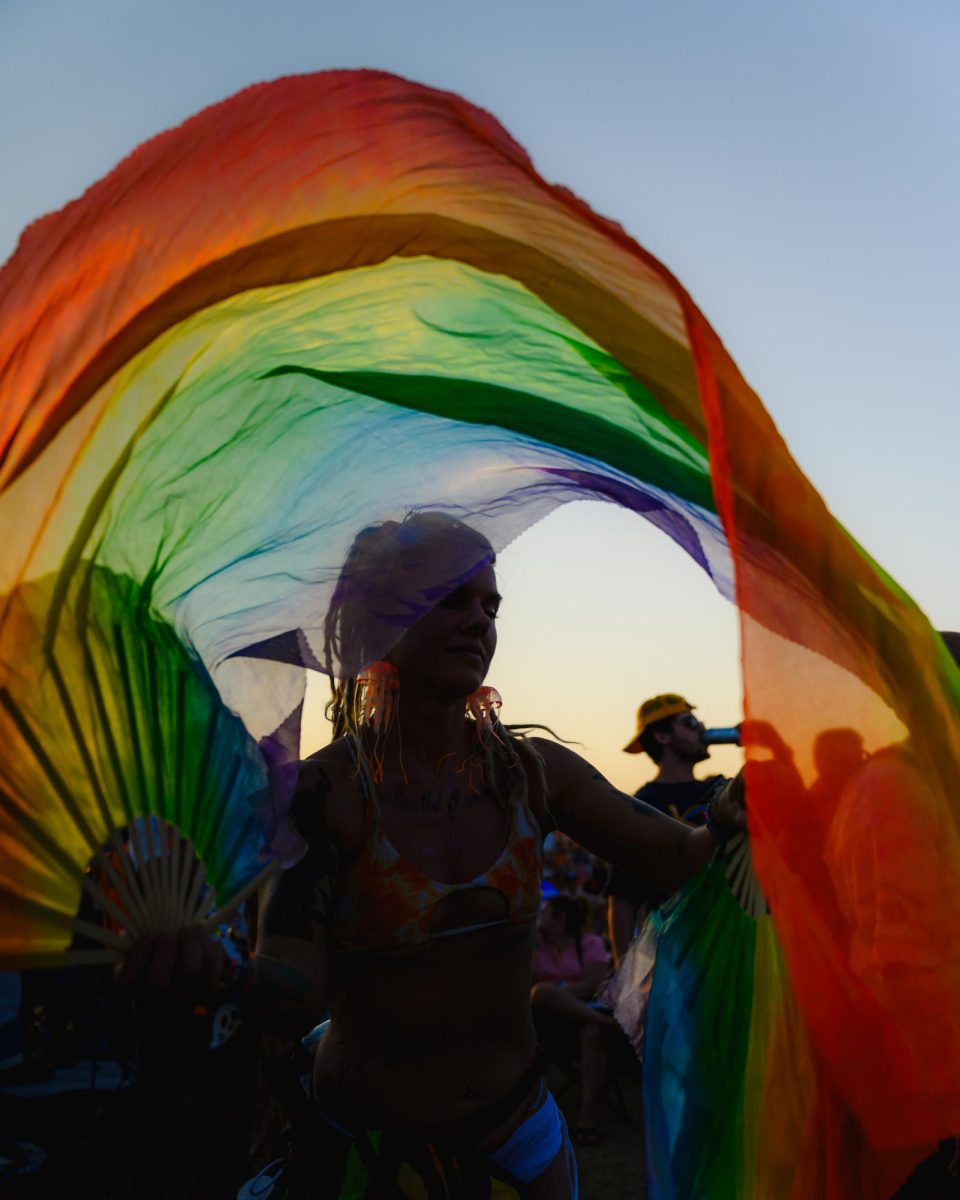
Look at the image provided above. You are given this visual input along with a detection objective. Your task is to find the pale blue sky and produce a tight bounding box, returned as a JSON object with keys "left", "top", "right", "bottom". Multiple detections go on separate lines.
{"left": 1, "top": 0, "right": 956, "bottom": 787}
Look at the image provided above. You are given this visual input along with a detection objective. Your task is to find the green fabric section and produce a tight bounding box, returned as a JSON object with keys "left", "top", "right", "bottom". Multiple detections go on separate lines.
{"left": 340, "top": 1129, "right": 379, "bottom": 1196}
{"left": 0, "top": 565, "right": 269, "bottom": 956}
{"left": 17, "top": 256, "right": 714, "bottom": 606}
{"left": 647, "top": 851, "right": 759, "bottom": 1199}
{"left": 741, "top": 923, "right": 813, "bottom": 1198}
{"left": 260, "top": 364, "right": 714, "bottom": 511}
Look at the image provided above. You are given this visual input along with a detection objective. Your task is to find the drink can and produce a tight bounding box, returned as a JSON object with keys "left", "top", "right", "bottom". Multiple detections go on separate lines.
{"left": 704, "top": 726, "right": 741, "bottom": 746}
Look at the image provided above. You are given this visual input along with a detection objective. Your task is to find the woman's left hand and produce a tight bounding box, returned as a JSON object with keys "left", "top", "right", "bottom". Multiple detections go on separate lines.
{"left": 115, "top": 925, "right": 230, "bottom": 995}
{"left": 710, "top": 772, "right": 747, "bottom": 834}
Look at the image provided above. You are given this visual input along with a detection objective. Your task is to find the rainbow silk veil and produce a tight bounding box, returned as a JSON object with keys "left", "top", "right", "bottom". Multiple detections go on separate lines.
{"left": 1, "top": 70, "right": 959, "bottom": 1198}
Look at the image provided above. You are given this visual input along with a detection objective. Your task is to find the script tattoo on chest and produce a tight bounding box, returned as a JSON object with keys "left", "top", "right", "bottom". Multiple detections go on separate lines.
{"left": 261, "top": 764, "right": 341, "bottom": 942}
{"left": 380, "top": 782, "right": 488, "bottom": 817}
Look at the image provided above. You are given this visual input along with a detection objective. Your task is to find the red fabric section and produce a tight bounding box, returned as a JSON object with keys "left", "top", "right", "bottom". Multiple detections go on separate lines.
{"left": 673, "top": 296, "right": 960, "bottom": 1195}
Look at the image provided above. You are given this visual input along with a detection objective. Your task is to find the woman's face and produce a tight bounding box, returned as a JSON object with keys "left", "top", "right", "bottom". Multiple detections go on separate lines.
{"left": 386, "top": 563, "right": 500, "bottom": 698}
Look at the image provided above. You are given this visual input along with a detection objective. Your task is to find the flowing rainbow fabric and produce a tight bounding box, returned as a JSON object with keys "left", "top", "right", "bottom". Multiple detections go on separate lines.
{"left": 1, "top": 70, "right": 959, "bottom": 1197}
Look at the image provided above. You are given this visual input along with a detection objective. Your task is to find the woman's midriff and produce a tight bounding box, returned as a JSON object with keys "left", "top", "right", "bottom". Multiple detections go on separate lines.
{"left": 314, "top": 917, "right": 539, "bottom": 1127}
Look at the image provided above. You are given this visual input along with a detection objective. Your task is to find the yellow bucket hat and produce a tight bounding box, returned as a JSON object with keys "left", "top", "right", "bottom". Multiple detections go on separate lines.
{"left": 623, "top": 693, "right": 695, "bottom": 754}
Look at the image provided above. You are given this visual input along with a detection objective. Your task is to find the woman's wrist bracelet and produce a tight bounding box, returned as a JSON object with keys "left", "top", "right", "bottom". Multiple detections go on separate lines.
{"left": 704, "top": 802, "right": 738, "bottom": 844}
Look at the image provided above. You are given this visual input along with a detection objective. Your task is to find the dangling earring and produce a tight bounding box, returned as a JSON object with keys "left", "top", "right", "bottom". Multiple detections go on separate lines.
{"left": 466, "top": 685, "right": 503, "bottom": 743}
{"left": 356, "top": 661, "right": 400, "bottom": 735}
{"left": 353, "top": 661, "right": 401, "bottom": 787}
{"left": 462, "top": 687, "right": 507, "bottom": 795}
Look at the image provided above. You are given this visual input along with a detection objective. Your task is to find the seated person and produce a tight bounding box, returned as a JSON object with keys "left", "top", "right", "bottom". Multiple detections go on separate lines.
{"left": 530, "top": 894, "right": 617, "bottom": 1146}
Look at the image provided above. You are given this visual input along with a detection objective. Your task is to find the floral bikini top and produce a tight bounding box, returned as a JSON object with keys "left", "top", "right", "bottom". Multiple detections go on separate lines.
{"left": 327, "top": 749, "right": 544, "bottom": 954}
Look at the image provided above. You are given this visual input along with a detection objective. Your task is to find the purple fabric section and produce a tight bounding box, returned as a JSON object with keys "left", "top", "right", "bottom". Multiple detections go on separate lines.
{"left": 231, "top": 515, "right": 495, "bottom": 677}
{"left": 534, "top": 467, "right": 712, "bottom": 576}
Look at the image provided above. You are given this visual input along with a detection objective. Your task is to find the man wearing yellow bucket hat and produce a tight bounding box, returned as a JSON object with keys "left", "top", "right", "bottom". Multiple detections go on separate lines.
{"left": 607, "top": 694, "right": 727, "bottom": 962}
{"left": 622, "top": 693, "right": 711, "bottom": 772}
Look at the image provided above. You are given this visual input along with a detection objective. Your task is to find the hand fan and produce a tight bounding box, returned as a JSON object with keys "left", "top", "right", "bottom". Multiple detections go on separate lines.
{"left": 0, "top": 564, "right": 280, "bottom": 969}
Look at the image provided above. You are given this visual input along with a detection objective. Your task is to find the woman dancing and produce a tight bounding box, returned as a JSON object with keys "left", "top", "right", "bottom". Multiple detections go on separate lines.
{"left": 130, "top": 511, "right": 744, "bottom": 1198}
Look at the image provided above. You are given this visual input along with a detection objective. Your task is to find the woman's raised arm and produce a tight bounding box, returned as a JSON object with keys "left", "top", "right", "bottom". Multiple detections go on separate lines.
{"left": 533, "top": 739, "right": 744, "bottom": 895}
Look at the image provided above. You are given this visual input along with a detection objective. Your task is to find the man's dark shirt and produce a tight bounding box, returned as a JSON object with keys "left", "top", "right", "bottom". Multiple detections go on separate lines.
{"left": 606, "top": 777, "right": 722, "bottom": 909}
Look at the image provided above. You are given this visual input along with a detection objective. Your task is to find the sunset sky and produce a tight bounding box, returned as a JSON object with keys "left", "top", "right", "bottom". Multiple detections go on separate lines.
{"left": 2, "top": 0, "right": 955, "bottom": 790}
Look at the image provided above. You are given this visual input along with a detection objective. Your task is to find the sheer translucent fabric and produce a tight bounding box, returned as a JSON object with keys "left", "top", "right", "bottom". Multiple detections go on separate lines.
{"left": 1, "top": 70, "right": 958, "bottom": 1196}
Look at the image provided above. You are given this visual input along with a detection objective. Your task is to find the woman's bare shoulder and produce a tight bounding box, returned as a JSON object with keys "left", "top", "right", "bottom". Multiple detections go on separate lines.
{"left": 525, "top": 736, "right": 618, "bottom": 824}
{"left": 295, "top": 738, "right": 365, "bottom": 853}
{"left": 528, "top": 736, "right": 587, "bottom": 776}
{"left": 301, "top": 735, "right": 356, "bottom": 773}
{"left": 520, "top": 736, "right": 583, "bottom": 832}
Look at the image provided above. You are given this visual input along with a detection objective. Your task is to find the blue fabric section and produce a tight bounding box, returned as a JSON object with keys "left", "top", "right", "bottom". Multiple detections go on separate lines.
{"left": 489, "top": 1087, "right": 578, "bottom": 1195}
